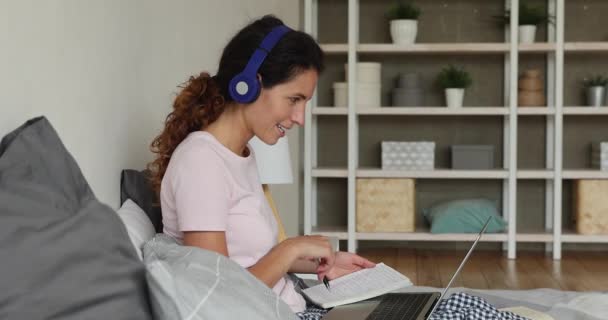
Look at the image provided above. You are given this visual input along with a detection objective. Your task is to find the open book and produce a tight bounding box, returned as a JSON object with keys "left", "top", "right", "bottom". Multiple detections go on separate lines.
{"left": 301, "top": 263, "right": 413, "bottom": 309}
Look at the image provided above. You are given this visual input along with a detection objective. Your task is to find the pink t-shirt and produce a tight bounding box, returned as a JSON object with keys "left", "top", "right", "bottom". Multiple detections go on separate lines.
{"left": 160, "top": 131, "right": 306, "bottom": 313}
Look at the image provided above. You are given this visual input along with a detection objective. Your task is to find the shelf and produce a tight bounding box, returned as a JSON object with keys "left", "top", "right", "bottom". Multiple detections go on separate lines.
{"left": 518, "top": 43, "right": 556, "bottom": 53}
{"left": 515, "top": 231, "right": 553, "bottom": 243}
{"left": 320, "top": 42, "right": 557, "bottom": 55}
{"left": 562, "top": 170, "right": 608, "bottom": 179}
{"left": 314, "top": 168, "right": 579, "bottom": 180}
{"left": 357, "top": 168, "right": 508, "bottom": 179}
{"left": 517, "top": 107, "right": 555, "bottom": 115}
{"left": 312, "top": 107, "right": 348, "bottom": 115}
{"left": 561, "top": 229, "right": 608, "bottom": 243}
{"left": 357, "top": 229, "right": 507, "bottom": 242}
{"left": 565, "top": 42, "right": 608, "bottom": 53}
{"left": 357, "top": 107, "right": 508, "bottom": 116}
{"left": 310, "top": 226, "right": 348, "bottom": 240}
{"left": 517, "top": 170, "right": 554, "bottom": 179}
{"left": 357, "top": 43, "right": 508, "bottom": 54}
{"left": 563, "top": 107, "right": 608, "bottom": 115}
{"left": 312, "top": 167, "right": 348, "bottom": 178}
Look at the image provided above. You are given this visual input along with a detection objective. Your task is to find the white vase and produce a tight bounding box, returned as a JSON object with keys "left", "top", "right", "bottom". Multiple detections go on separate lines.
{"left": 445, "top": 88, "right": 465, "bottom": 108}
{"left": 390, "top": 20, "right": 418, "bottom": 45}
{"left": 519, "top": 25, "right": 537, "bottom": 44}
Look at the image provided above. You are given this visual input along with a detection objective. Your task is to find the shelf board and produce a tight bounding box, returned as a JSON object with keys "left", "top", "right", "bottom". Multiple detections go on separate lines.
{"left": 565, "top": 42, "right": 608, "bottom": 53}
{"left": 321, "top": 42, "right": 558, "bottom": 54}
{"left": 310, "top": 226, "right": 348, "bottom": 240}
{"left": 517, "top": 170, "right": 554, "bottom": 179}
{"left": 563, "top": 107, "right": 608, "bottom": 115}
{"left": 357, "top": 229, "right": 507, "bottom": 242}
{"left": 561, "top": 229, "right": 608, "bottom": 243}
{"left": 357, "top": 107, "right": 508, "bottom": 116}
{"left": 518, "top": 42, "right": 556, "bottom": 52}
{"left": 312, "top": 167, "right": 348, "bottom": 178}
{"left": 357, "top": 43, "right": 509, "bottom": 54}
{"left": 517, "top": 107, "right": 555, "bottom": 115}
{"left": 320, "top": 43, "right": 349, "bottom": 54}
{"left": 515, "top": 231, "right": 553, "bottom": 242}
{"left": 312, "top": 107, "right": 348, "bottom": 115}
{"left": 562, "top": 170, "right": 608, "bottom": 179}
{"left": 357, "top": 168, "right": 508, "bottom": 179}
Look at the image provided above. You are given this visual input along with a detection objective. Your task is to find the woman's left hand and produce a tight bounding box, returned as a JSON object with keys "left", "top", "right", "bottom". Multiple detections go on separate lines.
{"left": 317, "top": 251, "right": 376, "bottom": 281}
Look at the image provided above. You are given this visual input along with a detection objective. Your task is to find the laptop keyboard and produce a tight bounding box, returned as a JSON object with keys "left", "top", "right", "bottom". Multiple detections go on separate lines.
{"left": 365, "top": 293, "right": 434, "bottom": 320}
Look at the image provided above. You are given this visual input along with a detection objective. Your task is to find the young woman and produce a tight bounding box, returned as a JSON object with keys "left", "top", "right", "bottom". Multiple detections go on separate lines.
{"left": 148, "top": 15, "right": 375, "bottom": 318}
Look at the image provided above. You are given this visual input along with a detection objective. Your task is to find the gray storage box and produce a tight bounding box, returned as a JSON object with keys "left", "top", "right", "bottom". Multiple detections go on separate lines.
{"left": 451, "top": 145, "right": 495, "bottom": 170}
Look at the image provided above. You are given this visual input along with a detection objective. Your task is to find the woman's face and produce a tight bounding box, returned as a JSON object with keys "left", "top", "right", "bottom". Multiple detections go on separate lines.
{"left": 247, "top": 69, "right": 318, "bottom": 145}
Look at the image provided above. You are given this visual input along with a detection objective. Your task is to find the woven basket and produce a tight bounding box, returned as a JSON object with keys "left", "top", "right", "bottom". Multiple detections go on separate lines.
{"left": 574, "top": 180, "right": 608, "bottom": 235}
{"left": 356, "top": 178, "right": 415, "bottom": 232}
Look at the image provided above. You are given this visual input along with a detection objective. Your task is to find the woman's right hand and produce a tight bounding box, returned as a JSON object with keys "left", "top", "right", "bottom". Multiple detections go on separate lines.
{"left": 283, "top": 235, "right": 335, "bottom": 274}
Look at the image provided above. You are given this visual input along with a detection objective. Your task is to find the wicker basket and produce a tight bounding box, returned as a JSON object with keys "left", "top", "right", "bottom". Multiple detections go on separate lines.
{"left": 574, "top": 179, "right": 608, "bottom": 235}
{"left": 356, "top": 178, "right": 415, "bottom": 232}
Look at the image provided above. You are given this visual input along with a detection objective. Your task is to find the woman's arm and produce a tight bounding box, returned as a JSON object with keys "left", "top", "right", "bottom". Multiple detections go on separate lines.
{"left": 288, "top": 258, "right": 321, "bottom": 274}
{"left": 183, "top": 232, "right": 334, "bottom": 288}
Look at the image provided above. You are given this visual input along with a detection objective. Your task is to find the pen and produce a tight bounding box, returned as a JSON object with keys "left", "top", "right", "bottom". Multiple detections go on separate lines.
{"left": 322, "top": 276, "right": 331, "bottom": 291}
{"left": 317, "top": 258, "right": 331, "bottom": 291}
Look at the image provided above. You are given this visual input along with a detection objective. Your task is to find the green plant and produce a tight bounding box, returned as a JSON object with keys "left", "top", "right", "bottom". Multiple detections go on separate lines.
{"left": 495, "top": 2, "right": 554, "bottom": 26}
{"left": 386, "top": 1, "right": 421, "bottom": 20}
{"left": 437, "top": 65, "right": 473, "bottom": 89}
{"left": 583, "top": 75, "right": 608, "bottom": 88}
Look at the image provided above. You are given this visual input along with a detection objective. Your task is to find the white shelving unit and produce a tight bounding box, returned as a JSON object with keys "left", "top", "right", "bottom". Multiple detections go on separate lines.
{"left": 303, "top": 0, "right": 608, "bottom": 260}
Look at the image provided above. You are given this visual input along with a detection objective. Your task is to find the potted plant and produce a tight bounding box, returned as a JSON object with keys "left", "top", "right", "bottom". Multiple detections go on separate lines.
{"left": 583, "top": 75, "right": 608, "bottom": 107}
{"left": 496, "top": 2, "right": 554, "bottom": 44}
{"left": 437, "top": 65, "right": 472, "bottom": 108}
{"left": 386, "top": 1, "right": 421, "bottom": 45}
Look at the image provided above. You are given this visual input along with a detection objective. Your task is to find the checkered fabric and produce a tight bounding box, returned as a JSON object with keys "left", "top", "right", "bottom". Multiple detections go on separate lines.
{"left": 429, "top": 292, "right": 530, "bottom": 320}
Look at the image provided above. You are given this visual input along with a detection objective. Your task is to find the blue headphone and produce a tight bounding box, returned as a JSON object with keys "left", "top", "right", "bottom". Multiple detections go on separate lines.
{"left": 228, "top": 25, "right": 291, "bottom": 104}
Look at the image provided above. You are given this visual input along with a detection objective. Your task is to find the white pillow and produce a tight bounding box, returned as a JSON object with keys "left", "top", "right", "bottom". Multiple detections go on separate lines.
{"left": 117, "top": 199, "right": 156, "bottom": 260}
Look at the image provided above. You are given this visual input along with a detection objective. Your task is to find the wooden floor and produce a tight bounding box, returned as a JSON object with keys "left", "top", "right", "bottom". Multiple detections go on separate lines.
{"left": 358, "top": 248, "right": 608, "bottom": 291}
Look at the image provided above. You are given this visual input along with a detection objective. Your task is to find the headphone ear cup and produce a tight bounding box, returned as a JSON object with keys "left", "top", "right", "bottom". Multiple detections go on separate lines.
{"left": 229, "top": 73, "right": 261, "bottom": 104}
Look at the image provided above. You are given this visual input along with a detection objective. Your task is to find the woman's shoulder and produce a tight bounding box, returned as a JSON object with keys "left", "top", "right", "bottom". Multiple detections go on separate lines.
{"left": 171, "top": 132, "right": 225, "bottom": 167}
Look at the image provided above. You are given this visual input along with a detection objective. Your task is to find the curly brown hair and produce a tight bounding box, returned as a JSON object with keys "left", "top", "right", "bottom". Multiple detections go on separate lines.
{"left": 147, "top": 72, "right": 225, "bottom": 197}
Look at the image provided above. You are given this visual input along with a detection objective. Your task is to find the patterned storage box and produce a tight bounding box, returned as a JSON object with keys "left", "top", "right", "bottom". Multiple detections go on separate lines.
{"left": 356, "top": 178, "right": 415, "bottom": 232}
{"left": 381, "top": 141, "right": 435, "bottom": 170}
{"left": 574, "top": 179, "right": 608, "bottom": 235}
{"left": 592, "top": 142, "right": 608, "bottom": 171}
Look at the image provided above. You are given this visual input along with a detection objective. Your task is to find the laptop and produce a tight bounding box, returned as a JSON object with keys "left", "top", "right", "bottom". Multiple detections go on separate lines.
{"left": 322, "top": 217, "right": 492, "bottom": 320}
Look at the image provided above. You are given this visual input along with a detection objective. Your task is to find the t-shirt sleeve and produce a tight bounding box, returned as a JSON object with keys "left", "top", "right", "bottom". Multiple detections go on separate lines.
{"left": 171, "top": 147, "right": 231, "bottom": 232}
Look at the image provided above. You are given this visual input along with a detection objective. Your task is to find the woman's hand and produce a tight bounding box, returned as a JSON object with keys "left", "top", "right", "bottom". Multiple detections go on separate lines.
{"left": 317, "top": 251, "right": 376, "bottom": 281}
{"left": 283, "top": 235, "right": 336, "bottom": 274}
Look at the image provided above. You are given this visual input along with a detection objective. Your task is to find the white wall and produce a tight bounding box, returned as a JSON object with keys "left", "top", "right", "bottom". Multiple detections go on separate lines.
{"left": 0, "top": 0, "right": 303, "bottom": 236}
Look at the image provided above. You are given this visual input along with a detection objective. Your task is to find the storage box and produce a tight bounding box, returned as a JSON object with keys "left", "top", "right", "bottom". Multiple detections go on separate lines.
{"left": 592, "top": 142, "right": 608, "bottom": 171}
{"left": 451, "top": 145, "right": 495, "bottom": 170}
{"left": 574, "top": 179, "right": 608, "bottom": 235}
{"left": 344, "top": 62, "right": 381, "bottom": 84}
{"left": 356, "top": 178, "right": 415, "bottom": 232}
{"left": 333, "top": 82, "right": 381, "bottom": 108}
{"left": 382, "top": 141, "right": 435, "bottom": 171}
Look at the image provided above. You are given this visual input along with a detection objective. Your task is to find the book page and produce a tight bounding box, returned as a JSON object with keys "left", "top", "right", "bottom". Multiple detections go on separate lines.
{"left": 302, "top": 263, "right": 413, "bottom": 309}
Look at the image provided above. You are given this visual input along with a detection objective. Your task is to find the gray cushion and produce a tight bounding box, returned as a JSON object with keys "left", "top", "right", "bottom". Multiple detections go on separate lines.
{"left": 143, "top": 234, "right": 297, "bottom": 320}
{"left": 0, "top": 117, "right": 152, "bottom": 319}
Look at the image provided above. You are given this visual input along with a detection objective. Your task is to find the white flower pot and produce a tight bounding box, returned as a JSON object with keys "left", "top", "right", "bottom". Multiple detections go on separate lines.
{"left": 390, "top": 20, "right": 418, "bottom": 45}
{"left": 445, "top": 88, "right": 465, "bottom": 108}
{"left": 519, "top": 25, "right": 537, "bottom": 44}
